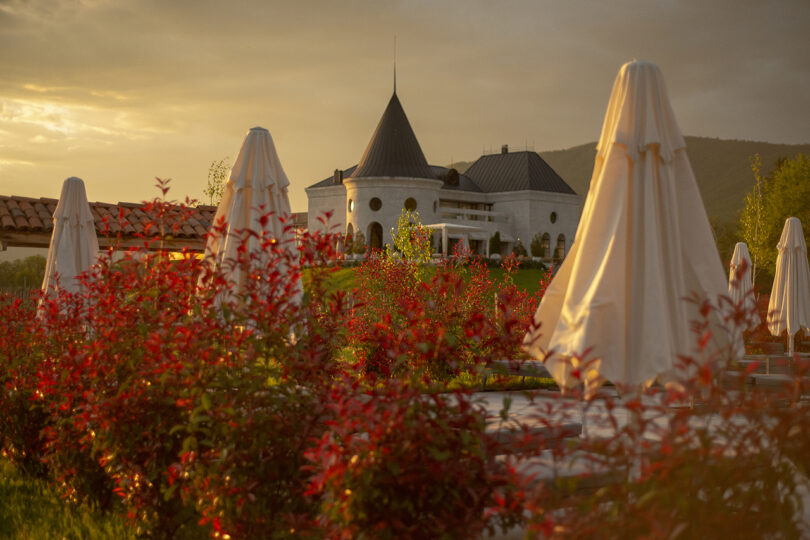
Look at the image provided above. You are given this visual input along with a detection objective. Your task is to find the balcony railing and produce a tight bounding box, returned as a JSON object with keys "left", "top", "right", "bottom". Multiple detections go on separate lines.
{"left": 438, "top": 207, "right": 510, "bottom": 224}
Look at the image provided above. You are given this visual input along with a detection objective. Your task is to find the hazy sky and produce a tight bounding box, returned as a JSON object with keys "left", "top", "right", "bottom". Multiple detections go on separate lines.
{"left": 1, "top": 0, "right": 808, "bottom": 211}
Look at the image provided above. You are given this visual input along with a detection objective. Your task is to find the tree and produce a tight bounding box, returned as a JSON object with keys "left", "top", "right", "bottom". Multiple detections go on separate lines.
{"left": 489, "top": 232, "right": 501, "bottom": 257}
{"left": 343, "top": 232, "right": 353, "bottom": 254}
{"left": 352, "top": 231, "right": 367, "bottom": 255}
{"left": 0, "top": 255, "right": 46, "bottom": 289}
{"left": 512, "top": 239, "right": 528, "bottom": 257}
{"left": 739, "top": 154, "right": 810, "bottom": 288}
{"left": 530, "top": 234, "right": 545, "bottom": 258}
{"left": 387, "top": 209, "right": 431, "bottom": 265}
{"left": 710, "top": 219, "right": 739, "bottom": 270}
{"left": 203, "top": 158, "right": 230, "bottom": 206}
{"left": 739, "top": 154, "right": 767, "bottom": 285}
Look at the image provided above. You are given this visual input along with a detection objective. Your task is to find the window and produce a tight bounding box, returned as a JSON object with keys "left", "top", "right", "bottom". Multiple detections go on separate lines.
{"left": 369, "top": 197, "right": 382, "bottom": 211}
{"left": 541, "top": 233, "right": 551, "bottom": 259}
{"left": 404, "top": 197, "right": 417, "bottom": 211}
{"left": 368, "top": 222, "right": 383, "bottom": 250}
{"left": 348, "top": 199, "right": 355, "bottom": 212}
{"left": 554, "top": 234, "right": 566, "bottom": 261}
{"left": 550, "top": 211, "right": 557, "bottom": 224}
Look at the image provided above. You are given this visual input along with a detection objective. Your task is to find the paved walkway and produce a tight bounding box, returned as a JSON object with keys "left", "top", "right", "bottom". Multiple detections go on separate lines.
{"left": 475, "top": 388, "right": 810, "bottom": 539}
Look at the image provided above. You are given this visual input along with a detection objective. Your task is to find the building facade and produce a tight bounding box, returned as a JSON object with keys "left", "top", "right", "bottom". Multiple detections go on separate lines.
{"left": 306, "top": 90, "right": 583, "bottom": 261}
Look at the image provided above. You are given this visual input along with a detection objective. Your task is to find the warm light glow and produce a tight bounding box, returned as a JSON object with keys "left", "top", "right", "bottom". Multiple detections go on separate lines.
{"left": 0, "top": 0, "right": 805, "bottom": 213}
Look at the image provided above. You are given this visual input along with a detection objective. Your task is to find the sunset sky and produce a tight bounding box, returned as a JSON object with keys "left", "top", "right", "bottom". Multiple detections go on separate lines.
{"left": 1, "top": 0, "right": 808, "bottom": 212}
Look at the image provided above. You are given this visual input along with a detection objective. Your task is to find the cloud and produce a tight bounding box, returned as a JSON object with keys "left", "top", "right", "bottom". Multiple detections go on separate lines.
{"left": 0, "top": 0, "right": 808, "bottom": 209}
{"left": 0, "top": 97, "right": 136, "bottom": 138}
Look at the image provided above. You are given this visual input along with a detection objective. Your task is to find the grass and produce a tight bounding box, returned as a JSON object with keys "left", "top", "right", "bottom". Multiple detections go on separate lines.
{"left": 0, "top": 458, "right": 134, "bottom": 540}
{"left": 305, "top": 265, "right": 549, "bottom": 296}
{"left": 487, "top": 267, "right": 549, "bottom": 295}
{"left": 444, "top": 371, "right": 558, "bottom": 392}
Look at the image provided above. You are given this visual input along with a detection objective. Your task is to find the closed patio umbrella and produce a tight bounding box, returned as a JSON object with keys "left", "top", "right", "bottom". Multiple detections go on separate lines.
{"left": 728, "top": 242, "right": 759, "bottom": 330}
{"left": 523, "top": 60, "right": 735, "bottom": 392}
{"left": 767, "top": 217, "right": 810, "bottom": 355}
{"left": 41, "top": 177, "right": 99, "bottom": 296}
{"left": 202, "top": 127, "right": 300, "bottom": 304}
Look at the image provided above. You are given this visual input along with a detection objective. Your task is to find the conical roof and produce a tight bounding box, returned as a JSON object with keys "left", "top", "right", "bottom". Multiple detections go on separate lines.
{"left": 349, "top": 93, "right": 436, "bottom": 180}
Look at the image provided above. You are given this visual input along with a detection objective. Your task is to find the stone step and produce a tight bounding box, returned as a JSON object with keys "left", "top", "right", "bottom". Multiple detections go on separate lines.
{"left": 481, "top": 359, "right": 552, "bottom": 389}
{"left": 722, "top": 370, "right": 810, "bottom": 394}
{"left": 486, "top": 422, "right": 582, "bottom": 455}
{"left": 745, "top": 341, "right": 785, "bottom": 355}
{"left": 502, "top": 449, "right": 626, "bottom": 495}
{"left": 737, "top": 356, "right": 794, "bottom": 375}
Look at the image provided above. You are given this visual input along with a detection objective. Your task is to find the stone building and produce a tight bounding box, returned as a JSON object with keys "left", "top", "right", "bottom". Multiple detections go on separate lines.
{"left": 306, "top": 89, "right": 583, "bottom": 261}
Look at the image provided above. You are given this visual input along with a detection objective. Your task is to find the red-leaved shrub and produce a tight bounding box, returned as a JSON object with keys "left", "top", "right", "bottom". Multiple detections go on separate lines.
{"left": 3, "top": 181, "right": 810, "bottom": 539}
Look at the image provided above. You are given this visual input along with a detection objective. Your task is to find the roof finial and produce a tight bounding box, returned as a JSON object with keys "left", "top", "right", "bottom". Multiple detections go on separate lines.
{"left": 393, "top": 35, "right": 397, "bottom": 94}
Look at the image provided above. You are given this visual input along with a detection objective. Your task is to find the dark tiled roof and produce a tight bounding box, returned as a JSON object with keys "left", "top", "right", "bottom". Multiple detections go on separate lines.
{"left": 0, "top": 194, "right": 311, "bottom": 246}
{"left": 308, "top": 164, "right": 482, "bottom": 194}
{"left": 308, "top": 165, "right": 357, "bottom": 189}
{"left": 349, "top": 93, "right": 436, "bottom": 180}
{"left": 464, "top": 151, "right": 576, "bottom": 194}
{"left": 431, "top": 166, "right": 483, "bottom": 193}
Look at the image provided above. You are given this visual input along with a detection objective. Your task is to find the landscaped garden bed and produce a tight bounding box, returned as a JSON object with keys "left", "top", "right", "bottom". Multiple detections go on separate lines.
{"left": 3, "top": 192, "right": 810, "bottom": 538}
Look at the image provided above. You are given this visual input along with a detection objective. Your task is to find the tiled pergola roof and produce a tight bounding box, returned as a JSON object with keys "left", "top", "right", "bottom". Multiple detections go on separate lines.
{"left": 0, "top": 195, "right": 309, "bottom": 251}
{"left": 0, "top": 195, "right": 217, "bottom": 250}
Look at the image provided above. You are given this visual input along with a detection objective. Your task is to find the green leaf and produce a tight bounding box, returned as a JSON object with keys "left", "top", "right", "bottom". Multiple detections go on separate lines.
{"left": 500, "top": 396, "right": 512, "bottom": 421}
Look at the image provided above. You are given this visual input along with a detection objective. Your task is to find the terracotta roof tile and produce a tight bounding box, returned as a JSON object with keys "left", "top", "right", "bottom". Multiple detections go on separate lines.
{"left": 0, "top": 195, "right": 220, "bottom": 245}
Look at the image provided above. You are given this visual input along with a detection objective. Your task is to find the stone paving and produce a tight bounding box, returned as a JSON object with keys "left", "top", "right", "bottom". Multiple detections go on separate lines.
{"left": 475, "top": 384, "right": 810, "bottom": 539}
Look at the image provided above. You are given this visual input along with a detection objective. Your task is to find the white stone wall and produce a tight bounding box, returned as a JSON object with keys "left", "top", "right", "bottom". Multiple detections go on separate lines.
{"left": 490, "top": 191, "right": 583, "bottom": 258}
{"left": 306, "top": 181, "right": 583, "bottom": 258}
{"left": 305, "top": 184, "right": 346, "bottom": 235}
{"left": 434, "top": 190, "right": 512, "bottom": 247}
{"left": 343, "top": 177, "right": 443, "bottom": 248}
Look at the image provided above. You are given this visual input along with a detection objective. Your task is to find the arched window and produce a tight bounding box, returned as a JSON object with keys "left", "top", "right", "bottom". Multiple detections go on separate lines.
{"left": 541, "top": 233, "right": 551, "bottom": 260}
{"left": 368, "top": 222, "right": 383, "bottom": 251}
{"left": 554, "top": 234, "right": 566, "bottom": 262}
{"left": 346, "top": 223, "right": 354, "bottom": 242}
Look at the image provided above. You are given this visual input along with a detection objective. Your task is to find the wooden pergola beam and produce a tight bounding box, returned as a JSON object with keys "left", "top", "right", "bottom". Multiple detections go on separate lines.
{"left": 0, "top": 232, "right": 205, "bottom": 252}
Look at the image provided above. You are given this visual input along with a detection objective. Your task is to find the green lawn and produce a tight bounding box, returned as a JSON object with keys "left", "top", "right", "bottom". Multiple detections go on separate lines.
{"left": 307, "top": 265, "right": 549, "bottom": 296}
{"left": 487, "top": 267, "right": 549, "bottom": 295}
{"left": 0, "top": 459, "right": 133, "bottom": 540}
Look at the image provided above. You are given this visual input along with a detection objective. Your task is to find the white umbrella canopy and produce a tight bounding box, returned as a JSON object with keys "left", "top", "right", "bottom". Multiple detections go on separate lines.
{"left": 728, "top": 242, "right": 760, "bottom": 333}
{"left": 767, "top": 217, "right": 810, "bottom": 354}
{"left": 41, "top": 177, "right": 99, "bottom": 296}
{"left": 203, "top": 126, "right": 300, "bottom": 304}
{"left": 523, "top": 60, "right": 735, "bottom": 391}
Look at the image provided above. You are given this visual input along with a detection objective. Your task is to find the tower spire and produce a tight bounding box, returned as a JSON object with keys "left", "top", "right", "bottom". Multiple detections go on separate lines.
{"left": 393, "top": 35, "right": 397, "bottom": 94}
